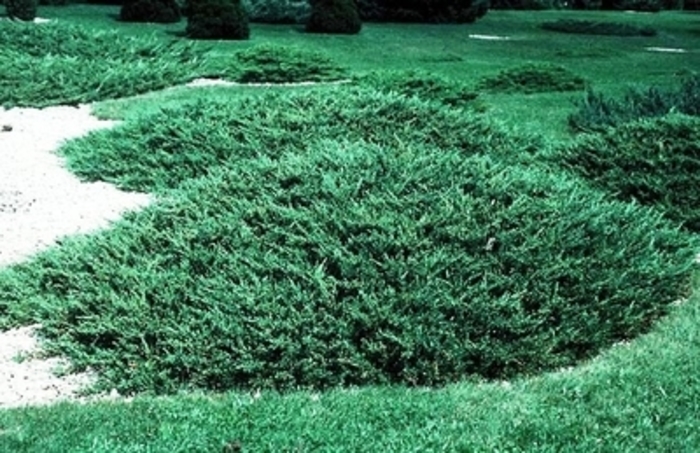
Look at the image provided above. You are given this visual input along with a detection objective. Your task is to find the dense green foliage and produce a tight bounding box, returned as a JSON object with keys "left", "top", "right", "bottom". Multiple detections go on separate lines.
{"left": 541, "top": 18, "right": 657, "bottom": 36}
{"left": 306, "top": 0, "right": 362, "bottom": 34}
{"left": 354, "top": 70, "right": 480, "bottom": 108}
{"left": 186, "top": 0, "right": 250, "bottom": 39}
{"left": 5, "top": 0, "right": 37, "bottom": 20}
{"left": 478, "top": 63, "right": 587, "bottom": 94}
{"left": 58, "top": 89, "right": 533, "bottom": 192}
{"left": 357, "top": 0, "right": 489, "bottom": 22}
{"left": 555, "top": 114, "right": 700, "bottom": 232}
{"left": 120, "top": 0, "right": 181, "bottom": 23}
{"left": 242, "top": 0, "right": 309, "bottom": 23}
{"left": 231, "top": 44, "right": 347, "bottom": 83}
{"left": 0, "top": 21, "right": 205, "bottom": 107}
{"left": 1, "top": 88, "right": 695, "bottom": 395}
{"left": 569, "top": 75, "right": 700, "bottom": 132}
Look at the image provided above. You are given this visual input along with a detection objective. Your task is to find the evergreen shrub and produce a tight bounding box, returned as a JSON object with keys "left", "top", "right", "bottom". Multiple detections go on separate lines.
{"left": 306, "top": 0, "right": 362, "bottom": 34}
{"left": 1, "top": 140, "right": 694, "bottom": 394}
{"left": 58, "top": 89, "right": 538, "bottom": 192}
{"left": 120, "top": 0, "right": 182, "bottom": 23}
{"left": 555, "top": 114, "right": 700, "bottom": 232}
{"left": 5, "top": 0, "right": 37, "bottom": 21}
{"left": 569, "top": 76, "right": 700, "bottom": 132}
{"left": 242, "top": 0, "right": 310, "bottom": 23}
{"left": 356, "top": 0, "right": 489, "bottom": 23}
{"left": 0, "top": 21, "right": 205, "bottom": 107}
{"left": 354, "top": 70, "right": 480, "bottom": 109}
{"left": 186, "top": 0, "right": 249, "bottom": 39}
{"left": 478, "top": 63, "right": 587, "bottom": 94}
{"left": 541, "top": 19, "right": 657, "bottom": 36}
{"left": 231, "top": 44, "right": 347, "bottom": 83}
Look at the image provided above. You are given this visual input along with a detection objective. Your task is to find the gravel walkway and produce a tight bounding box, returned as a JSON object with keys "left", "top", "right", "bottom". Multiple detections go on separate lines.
{"left": 0, "top": 104, "right": 151, "bottom": 408}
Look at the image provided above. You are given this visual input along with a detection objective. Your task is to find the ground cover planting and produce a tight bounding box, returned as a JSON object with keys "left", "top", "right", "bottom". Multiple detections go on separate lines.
{"left": 478, "top": 63, "right": 587, "bottom": 94}
{"left": 1, "top": 6, "right": 700, "bottom": 451}
{"left": 540, "top": 18, "right": 657, "bottom": 36}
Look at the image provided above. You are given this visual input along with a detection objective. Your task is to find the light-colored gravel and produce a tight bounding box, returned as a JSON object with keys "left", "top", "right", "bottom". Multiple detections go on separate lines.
{"left": 0, "top": 104, "right": 151, "bottom": 408}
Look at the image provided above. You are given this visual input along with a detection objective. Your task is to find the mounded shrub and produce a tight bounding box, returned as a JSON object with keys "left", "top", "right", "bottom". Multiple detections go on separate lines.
{"left": 555, "top": 114, "right": 700, "bottom": 232}
{"left": 186, "top": 0, "right": 250, "bottom": 40}
{"left": 0, "top": 21, "right": 205, "bottom": 108}
{"left": 541, "top": 19, "right": 657, "bottom": 36}
{"left": 569, "top": 76, "right": 700, "bottom": 132}
{"left": 356, "top": 0, "right": 489, "bottom": 23}
{"left": 242, "top": 0, "right": 310, "bottom": 23}
{"left": 5, "top": 0, "right": 38, "bottom": 21}
{"left": 354, "top": 70, "right": 480, "bottom": 109}
{"left": 478, "top": 63, "right": 587, "bottom": 94}
{"left": 120, "top": 0, "right": 181, "bottom": 23}
{"left": 58, "top": 89, "right": 539, "bottom": 192}
{"left": 306, "top": 0, "right": 362, "bottom": 34}
{"left": 231, "top": 44, "right": 347, "bottom": 83}
{"left": 1, "top": 141, "right": 694, "bottom": 394}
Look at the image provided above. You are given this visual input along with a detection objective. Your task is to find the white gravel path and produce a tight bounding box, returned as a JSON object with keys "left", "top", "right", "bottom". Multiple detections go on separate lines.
{"left": 0, "top": 104, "right": 151, "bottom": 409}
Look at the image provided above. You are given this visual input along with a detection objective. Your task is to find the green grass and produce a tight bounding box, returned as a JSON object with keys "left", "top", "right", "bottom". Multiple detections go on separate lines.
{"left": 2, "top": 6, "right": 700, "bottom": 452}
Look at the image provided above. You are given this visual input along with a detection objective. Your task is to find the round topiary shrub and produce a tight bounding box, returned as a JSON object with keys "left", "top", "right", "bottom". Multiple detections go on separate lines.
{"left": 120, "top": 0, "right": 181, "bottom": 23}
{"left": 5, "top": 0, "right": 38, "bottom": 21}
{"left": 555, "top": 114, "right": 700, "bottom": 232}
{"left": 478, "top": 63, "right": 587, "bottom": 94}
{"left": 186, "top": 0, "right": 249, "bottom": 39}
{"left": 306, "top": 0, "right": 362, "bottom": 34}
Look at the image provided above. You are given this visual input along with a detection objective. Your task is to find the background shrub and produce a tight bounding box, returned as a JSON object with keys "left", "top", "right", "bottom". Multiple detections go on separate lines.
{"left": 569, "top": 75, "right": 700, "bottom": 132}
{"left": 5, "top": 0, "right": 37, "bottom": 21}
{"left": 120, "top": 0, "right": 182, "bottom": 23}
{"left": 186, "top": 0, "right": 250, "bottom": 39}
{"left": 541, "top": 19, "right": 657, "bottom": 36}
{"left": 241, "top": 0, "right": 310, "bottom": 23}
{"left": 0, "top": 21, "right": 206, "bottom": 107}
{"left": 554, "top": 114, "right": 700, "bottom": 232}
{"left": 58, "top": 89, "right": 537, "bottom": 192}
{"left": 306, "top": 0, "right": 362, "bottom": 34}
{"left": 354, "top": 70, "right": 480, "bottom": 109}
{"left": 1, "top": 139, "right": 694, "bottom": 394}
{"left": 356, "top": 0, "right": 489, "bottom": 23}
{"left": 230, "top": 44, "right": 348, "bottom": 83}
{"left": 478, "top": 63, "right": 587, "bottom": 94}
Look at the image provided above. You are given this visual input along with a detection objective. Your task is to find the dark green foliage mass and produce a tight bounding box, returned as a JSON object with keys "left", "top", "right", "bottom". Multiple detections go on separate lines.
{"left": 555, "top": 114, "right": 700, "bottom": 232}
{"left": 356, "top": 0, "right": 488, "bottom": 23}
{"left": 5, "top": 0, "right": 37, "bottom": 21}
{"left": 569, "top": 75, "right": 700, "bottom": 132}
{"left": 1, "top": 139, "right": 694, "bottom": 394}
{"left": 541, "top": 19, "right": 657, "bottom": 36}
{"left": 231, "top": 44, "right": 347, "bottom": 83}
{"left": 478, "top": 63, "right": 587, "bottom": 94}
{"left": 354, "top": 70, "right": 480, "bottom": 108}
{"left": 186, "top": 0, "right": 250, "bottom": 39}
{"left": 120, "top": 0, "right": 181, "bottom": 23}
{"left": 0, "top": 21, "right": 205, "bottom": 107}
{"left": 306, "top": 0, "right": 362, "bottom": 34}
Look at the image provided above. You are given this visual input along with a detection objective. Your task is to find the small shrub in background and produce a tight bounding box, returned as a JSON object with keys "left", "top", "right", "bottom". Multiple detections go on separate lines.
{"left": 568, "top": 75, "right": 700, "bottom": 132}
{"left": 120, "top": 0, "right": 181, "bottom": 23}
{"left": 478, "top": 63, "right": 587, "bottom": 94}
{"left": 541, "top": 19, "right": 657, "bottom": 36}
{"left": 354, "top": 70, "right": 480, "bottom": 109}
{"left": 186, "top": 0, "right": 250, "bottom": 39}
{"left": 5, "top": 0, "right": 38, "bottom": 21}
{"left": 242, "top": 0, "right": 310, "bottom": 23}
{"left": 231, "top": 44, "right": 347, "bottom": 83}
{"left": 306, "top": 0, "right": 362, "bottom": 34}
{"left": 555, "top": 114, "right": 700, "bottom": 232}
